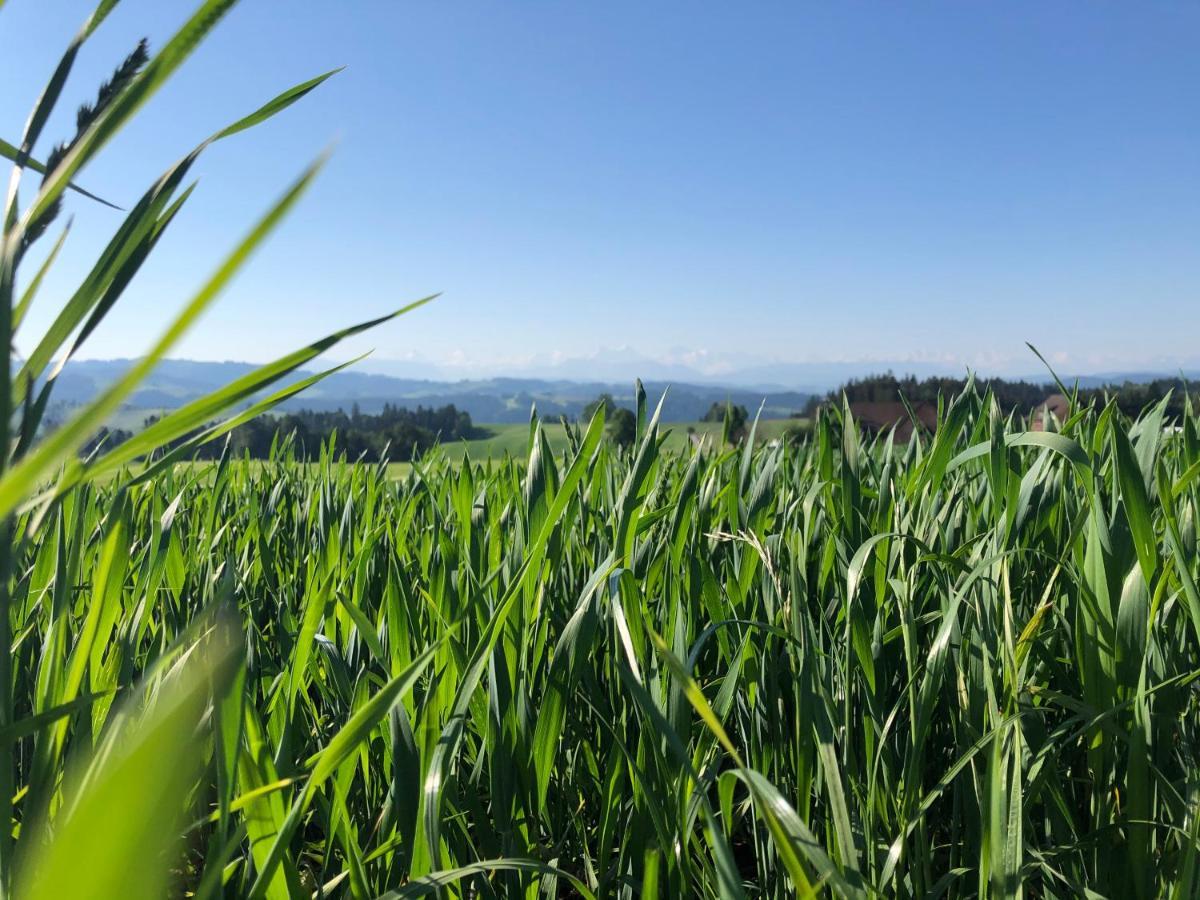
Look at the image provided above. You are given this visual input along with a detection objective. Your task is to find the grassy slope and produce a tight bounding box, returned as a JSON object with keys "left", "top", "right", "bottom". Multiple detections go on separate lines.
{"left": 159, "top": 418, "right": 806, "bottom": 479}
{"left": 430, "top": 418, "right": 803, "bottom": 463}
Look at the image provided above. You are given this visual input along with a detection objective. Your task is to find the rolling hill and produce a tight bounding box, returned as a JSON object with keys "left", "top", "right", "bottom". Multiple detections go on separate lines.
{"left": 42, "top": 359, "right": 813, "bottom": 424}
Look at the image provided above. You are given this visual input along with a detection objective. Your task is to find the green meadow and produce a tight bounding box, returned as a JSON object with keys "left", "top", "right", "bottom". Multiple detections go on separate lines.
{"left": 141, "top": 417, "right": 804, "bottom": 482}
{"left": 8, "top": 395, "right": 1200, "bottom": 899}
{"left": 431, "top": 417, "right": 801, "bottom": 464}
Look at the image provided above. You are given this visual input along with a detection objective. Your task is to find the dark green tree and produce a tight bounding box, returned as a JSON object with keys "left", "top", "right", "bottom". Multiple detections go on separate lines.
{"left": 583, "top": 393, "right": 618, "bottom": 421}
{"left": 701, "top": 400, "right": 747, "bottom": 423}
{"left": 703, "top": 401, "right": 748, "bottom": 444}
{"left": 607, "top": 406, "right": 637, "bottom": 448}
{"left": 582, "top": 394, "right": 636, "bottom": 447}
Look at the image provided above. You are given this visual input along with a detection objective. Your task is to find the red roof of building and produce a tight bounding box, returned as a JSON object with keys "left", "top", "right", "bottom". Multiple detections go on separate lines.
{"left": 1031, "top": 394, "right": 1070, "bottom": 431}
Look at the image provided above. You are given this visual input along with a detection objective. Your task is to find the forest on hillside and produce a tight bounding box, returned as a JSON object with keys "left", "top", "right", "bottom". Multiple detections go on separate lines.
{"left": 81, "top": 403, "right": 484, "bottom": 462}
{"left": 808, "top": 373, "right": 1200, "bottom": 420}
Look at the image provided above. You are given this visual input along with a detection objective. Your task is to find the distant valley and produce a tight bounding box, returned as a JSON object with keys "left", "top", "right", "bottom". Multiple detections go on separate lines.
{"left": 41, "top": 358, "right": 1200, "bottom": 431}
{"left": 43, "top": 358, "right": 813, "bottom": 425}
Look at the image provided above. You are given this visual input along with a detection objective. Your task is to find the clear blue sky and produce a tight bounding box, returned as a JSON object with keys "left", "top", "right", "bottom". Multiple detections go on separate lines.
{"left": 2, "top": 1, "right": 1198, "bottom": 378}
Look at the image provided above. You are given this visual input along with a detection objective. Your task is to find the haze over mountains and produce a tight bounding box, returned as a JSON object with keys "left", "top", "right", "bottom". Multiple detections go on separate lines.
{"left": 45, "top": 359, "right": 813, "bottom": 424}
{"left": 355, "top": 348, "right": 1200, "bottom": 394}
{"left": 41, "top": 356, "right": 1200, "bottom": 426}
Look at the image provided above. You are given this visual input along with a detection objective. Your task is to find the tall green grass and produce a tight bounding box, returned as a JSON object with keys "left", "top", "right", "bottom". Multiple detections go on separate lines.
{"left": 3, "top": 390, "right": 1200, "bottom": 897}
{"left": 0, "top": 1, "right": 420, "bottom": 895}
{"left": 3, "top": 2, "right": 1199, "bottom": 897}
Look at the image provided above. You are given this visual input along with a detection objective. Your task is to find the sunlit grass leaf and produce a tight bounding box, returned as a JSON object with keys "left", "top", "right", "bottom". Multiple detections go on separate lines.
{"left": 0, "top": 153, "right": 328, "bottom": 519}
{"left": 16, "top": 616, "right": 240, "bottom": 900}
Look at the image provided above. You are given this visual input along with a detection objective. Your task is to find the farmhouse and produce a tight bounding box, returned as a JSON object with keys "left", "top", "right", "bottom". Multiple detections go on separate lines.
{"left": 1031, "top": 394, "right": 1070, "bottom": 431}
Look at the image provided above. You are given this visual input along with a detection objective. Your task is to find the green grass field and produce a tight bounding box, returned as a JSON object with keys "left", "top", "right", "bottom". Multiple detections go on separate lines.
{"left": 10, "top": 394, "right": 1200, "bottom": 897}
{"left": 148, "top": 417, "right": 807, "bottom": 481}
{"left": 4, "top": 8, "right": 1197, "bottom": 895}
{"left": 433, "top": 417, "right": 803, "bottom": 463}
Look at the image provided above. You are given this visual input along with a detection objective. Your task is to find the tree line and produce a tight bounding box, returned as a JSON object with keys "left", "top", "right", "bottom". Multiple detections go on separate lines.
{"left": 805, "top": 372, "right": 1200, "bottom": 420}
{"left": 581, "top": 395, "right": 756, "bottom": 447}
{"left": 80, "top": 403, "right": 485, "bottom": 462}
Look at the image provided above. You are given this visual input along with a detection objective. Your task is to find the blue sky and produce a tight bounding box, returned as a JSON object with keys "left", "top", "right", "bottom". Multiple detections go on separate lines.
{"left": 2, "top": 1, "right": 1198, "bottom": 379}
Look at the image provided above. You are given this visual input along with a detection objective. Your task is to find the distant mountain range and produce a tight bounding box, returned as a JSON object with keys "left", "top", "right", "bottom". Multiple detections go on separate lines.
{"left": 41, "top": 358, "right": 1200, "bottom": 426}
{"left": 42, "top": 359, "right": 813, "bottom": 424}
{"left": 353, "top": 348, "right": 1200, "bottom": 394}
